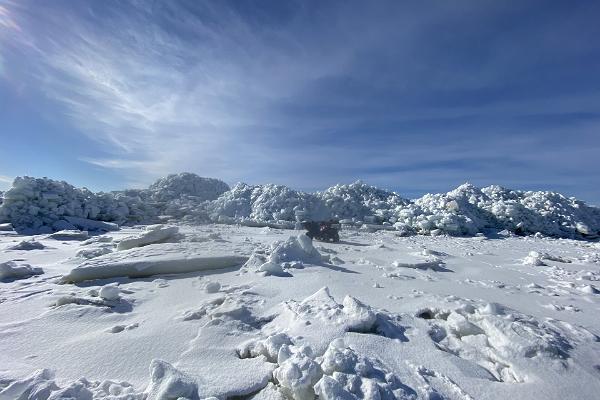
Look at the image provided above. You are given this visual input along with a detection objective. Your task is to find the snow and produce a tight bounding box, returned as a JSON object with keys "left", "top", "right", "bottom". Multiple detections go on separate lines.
{"left": 1, "top": 207, "right": 600, "bottom": 398}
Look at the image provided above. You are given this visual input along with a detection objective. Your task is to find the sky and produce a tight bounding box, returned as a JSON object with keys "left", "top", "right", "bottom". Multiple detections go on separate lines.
{"left": 0, "top": 0, "right": 599, "bottom": 202}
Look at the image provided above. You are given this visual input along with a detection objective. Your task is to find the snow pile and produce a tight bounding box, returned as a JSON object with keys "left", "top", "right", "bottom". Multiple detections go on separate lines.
{"left": 1, "top": 174, "right": 599, "bottom": 239}
{"left": 147, "top": 172, "right": 229, "bottom": 203}
{"left": 116, "top": 224, "right": 180, "bottom": 250}
{"left": 0, "top": 261, "right": 43, "bottom": 281}
{"left": 395, "top": 183, "right": 495, "bottom": 235}
{"left": 0, "top": 176, "right": 154, "bottom": 234}
{"left": 61, "top": 242, "right": 248, "bottom": 283}
{"left": 318, "top": 180, "right": 409, "bottom": 222}
{"left": 242, "top": 234, "right": 322, "bottom": 276}
{"left": 0, "top": 174, "right": 228, "bottom": 233}
{"left": 207, "top": 183, "right": 328, "bottom": 223}
{"left": 0, "top": 361, "right": 190, "bottom": 400}
{"left": 145, "top": 359, "right": 199, "bottom": 400}
{"left": 481, "top": 185, "right": 600, "bottom": 238}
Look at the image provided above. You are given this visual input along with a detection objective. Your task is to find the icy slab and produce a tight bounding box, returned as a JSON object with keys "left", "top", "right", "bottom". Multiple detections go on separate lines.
{"left": 116, "top": 224, "right": 180, "bottom": 250}
{"left": 0, "top": 261, "right": 43, "bottom": 281}
{"left": 0, "top": 223, "right": 13, "bottom": 231}
{"left": 391, "top": 252, "right": 449, "bottom": 272}
{"left": 61, "top": 242, "right": 248, "bottom": 283}
{"left": 47, "top": 230, "right": 89, "bottom": 241}
{"left": 6, "top": 240, "right": 46, "bottom": 250}
{"left": 62, "top": 216, "right": 119, "bottom": 232}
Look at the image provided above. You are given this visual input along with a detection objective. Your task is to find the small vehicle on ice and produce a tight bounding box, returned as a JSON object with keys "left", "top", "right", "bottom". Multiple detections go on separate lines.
{"left": 302, "top": 220, "right": 340, "bottom": 243}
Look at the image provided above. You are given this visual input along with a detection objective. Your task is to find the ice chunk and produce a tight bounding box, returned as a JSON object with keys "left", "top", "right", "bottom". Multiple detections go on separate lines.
{"left": 48, "top": 229, "right": 89, "bottom": 240}
{"left": 6, "top": 240, "right": 46, "bottom": 250}
{"left": 272, "top": 345, "right": 322, "bottom": 400}
{"left": 0, "top": 261, "right": 43, "bottom": 281}
{"left": 145, "top": 359, "right": 199, "bottom": 400}
{"left": 243, "top": 234, "right": 322, "bottom": 276}
{"left": 117, "top": 224, "right": 180, "bottom": 250}
{"left": 99, "top": 284, "right": 120, "bottom": 300}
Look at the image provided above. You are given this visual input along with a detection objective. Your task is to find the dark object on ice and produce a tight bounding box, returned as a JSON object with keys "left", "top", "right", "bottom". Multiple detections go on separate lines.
{"left": 302, "top": 220, "right": 340, "bottom": 243}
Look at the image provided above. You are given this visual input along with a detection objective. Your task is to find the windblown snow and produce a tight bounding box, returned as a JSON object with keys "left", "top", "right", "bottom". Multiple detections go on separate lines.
{"left": 0, "top": 174, "right": 600, "bottom": 399}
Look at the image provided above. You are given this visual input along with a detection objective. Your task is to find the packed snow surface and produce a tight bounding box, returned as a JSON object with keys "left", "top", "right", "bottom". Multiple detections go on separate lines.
{"left": 1, "top": 223, "right": 599, "bottom": 399}
{"left": 1, "top": 175, "right": 598, "bottom": 239}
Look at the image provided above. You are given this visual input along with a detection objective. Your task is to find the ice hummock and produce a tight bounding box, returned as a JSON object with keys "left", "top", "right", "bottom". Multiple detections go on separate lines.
{"left": 0, "top": 174, "right": 598, "bottom": 239}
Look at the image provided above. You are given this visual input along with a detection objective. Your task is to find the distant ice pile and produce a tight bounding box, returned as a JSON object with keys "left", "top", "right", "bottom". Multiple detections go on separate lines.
{"left": 1, "top": 174, "right": 599, "bottom": 239}
{"left": 0, "top": 173, "right": 229, "bottom": 234}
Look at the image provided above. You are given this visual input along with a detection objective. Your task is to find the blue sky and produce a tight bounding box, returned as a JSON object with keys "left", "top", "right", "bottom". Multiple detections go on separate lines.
{"left": 0, "top": 0, "right": 599, "bottom": 202}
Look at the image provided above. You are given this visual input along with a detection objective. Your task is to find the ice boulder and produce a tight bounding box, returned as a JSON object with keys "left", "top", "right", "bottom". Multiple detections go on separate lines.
{"left": 116, "top": 225, "right": 180, "bottom": 250}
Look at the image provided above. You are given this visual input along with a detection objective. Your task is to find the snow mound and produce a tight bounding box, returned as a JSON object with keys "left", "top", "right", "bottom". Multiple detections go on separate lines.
{"left": 145, "top": 359, "right": 199, "bottom": 400}
{"left": 0, "top": 176, "right": 142, "bottom": 234}
{"left": 0, "top": 261, "right": 43, "bottom": 281}
{"left": 318, "top": 180, "right": 409, "bottom": 222}
{"left": 207, "top": 183, "right": 329, "bottom": 223}
{"left": 148, "top": 172, "right": 229, "bottom": 202}
{"left": 116, "top": 224, "right": 180, "bottom": 250}
{"left": 61, "top": 242, "right": 248, "bottom": 283}
{"left": 243, "top": 234, "right": 322, "bottom": 276}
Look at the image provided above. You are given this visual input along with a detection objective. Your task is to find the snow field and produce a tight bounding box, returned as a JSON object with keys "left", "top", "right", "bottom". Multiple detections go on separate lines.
{"left": 0, "top": 224, "right": 599, "bottom": 399}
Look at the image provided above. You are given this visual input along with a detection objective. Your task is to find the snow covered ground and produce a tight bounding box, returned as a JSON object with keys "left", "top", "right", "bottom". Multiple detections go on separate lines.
{"left": 1, "top": 223, "right": 599, "bottom": 399}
